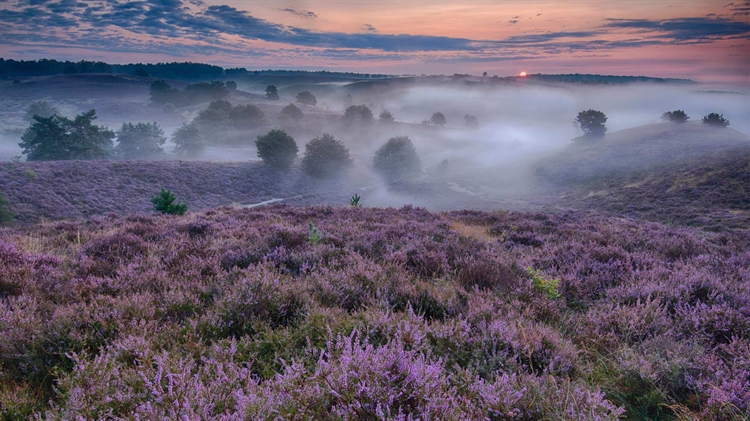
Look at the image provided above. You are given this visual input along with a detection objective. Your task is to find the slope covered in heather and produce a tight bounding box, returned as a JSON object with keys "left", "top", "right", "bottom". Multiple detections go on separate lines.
{"left": 1, "top": 206, "right": 748, "bottom": 419}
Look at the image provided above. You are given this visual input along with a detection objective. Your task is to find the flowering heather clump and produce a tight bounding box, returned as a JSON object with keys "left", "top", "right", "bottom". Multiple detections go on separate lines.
{"left": 0, "top": 205, "right": 747, "bottom": 419}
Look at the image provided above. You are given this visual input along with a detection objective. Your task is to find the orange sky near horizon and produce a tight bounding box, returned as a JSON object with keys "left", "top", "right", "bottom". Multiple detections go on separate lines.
{"left": 1, "top": 0, "right": 748, "bottom": 84}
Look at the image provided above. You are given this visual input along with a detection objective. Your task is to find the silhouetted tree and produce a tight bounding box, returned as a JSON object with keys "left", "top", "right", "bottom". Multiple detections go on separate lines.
{"left": 115, "top": 122, "right": 166, "bottom": 159}
{"left": 151, "top": 189, "right": 188, "bottom": 215}
{"left": 575, "top": 109, "right": 607, "bottom": 138}
{"left": 702, "top": 113, "right": 730, "bottom": 128}
{"left": 661, "top": 110, "right": 689, "bottom": 123}
{"left": 19, "top": 110, "right": 114, "bottom": 161}
{"left": 379, "top": 110, "right": 395, "bottom": 123}
{"left": 296, "top": 91, "right": 317, "bottom": 106}
{"left": 373, "top": 136, "right": 421, "bottom": 181}
{"left": 255, "top": 129, "right": 298, "bottom": 169}
{"left": 464, "top": 114, "right": 478, "bottom": 129}
{"left": 24, "top": 101, "right": 59, "bottom": 122}
{"left": 280, "top": 103, "right": 304, "bottom": 121}
{"left": 172, "top": 122, "right": 204, "bottom": 157}
{"left": 483, "top": 71, "right": 488, "bottom": 77}
{"left": 226, "top": 80, "right": 237, "bottom": 91}
{"left": 266, "top": 85, "right": 279, "bottom": 100}
{"left": 301, "top": 133, "right": 353, "bottom": 177}
{"left": 342, "top": 105, "right": 374, "bottom": 125}
{"left": 229, "top": 104, "right": 265, "bottom": 129}
{"left": 430, "top": 112, "right": 447, "bottom": 126}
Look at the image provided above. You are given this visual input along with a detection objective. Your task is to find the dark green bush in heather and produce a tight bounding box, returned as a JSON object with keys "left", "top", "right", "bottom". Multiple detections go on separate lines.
{"left": 151, "top": 189, "right": 188, "bottom": 215}
{"left": 373, "top": 135, "right": 421, "bottom": 181}
{"left": 23, "top": 101, "right": 59, "bottom": 123}
{"left": 255, "top": 129, "right": 298, "bottom": 169}
{"left": 19, "top": 110, "right": 114, "bottom": 161}
{"left": 661, "top": 110, "right": 689, "bottom": 123}
{"left": 702, "top": 113, "right": 730, "bottom": 128}
{"left": 172, "top": 122, "right": 204, "bottom": 157}
{"left": 575, "top": 109, "right": 608, "bottom": 138}
{"left": 295, "top": 91, "right": 317, "bottom": 106}
{"left": 301, "top": 133, "right": 353, "bottom": 178}
{"left": 342, "top": 104, "right": 374, "bottom": 125}
{"left": 280, "top": 103, "right": 304, "bottom": 121}
{"left": 0, "top": 193, "right": 14, "bottom": 224}
{"left": 115, "top": 121, "right": 166, "bottom": 159}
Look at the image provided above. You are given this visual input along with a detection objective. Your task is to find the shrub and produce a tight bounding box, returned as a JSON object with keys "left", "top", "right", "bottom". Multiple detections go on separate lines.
{"left": 430, "top": 112, "right": 447, "bottom": 126}
{"left": 115, "top": 122, "right": 166, "bottom": 159}
{"left": 373, "top": 136, "right": 421, "bottom": 181}
{"left": 171, "top": 122, "right": 204, "bottom": 157}
{"left": 379, "top": 110, "right": 395, "bottom": 122}
{"left": 702, "top": 113, "right": 730, "bottom": 128}
{"left": 527, "top": 268, "right": 561, "bottom": 299}
{"left": 661, "top": 110, "right": 689, "bottom": 123}
{"left": 575, "top": 109, "right": 607, "bottom": 138}
{"left": 464, "top": 114, "right": 478, "bottom": 129}
{"left": 24, "top": 101, "right": 59, "bottom": 123}
{"left": 229, "top": 104, "right": 265, "bottom": 129}
{"left": 151, "top": 189, "right": 188, "bottom": 215}
{"left": 295, "top": 91, "right": 317, "bottom": 106}
{"left": 0, "top": 194, "right": 14, "bottom": 224}
{"left": 342, "top": 105, "right": 374, "bottom": 125}
{"left": 19, "top": 110, "right": 115, "bottom": 161}
{"left": 280, "top": 103, "right": 303, "bottom": 121}
{"left": 255, "top": 129, "right": 298, "bottom": 169}
{"left": 349, "top": 193, "right": 362, "bottom": 207}
{"left": 265, "top": 85, "right": 279, "bottom": 100}
{"left": 301, "top": 133, "right": 353, "bottom": 177}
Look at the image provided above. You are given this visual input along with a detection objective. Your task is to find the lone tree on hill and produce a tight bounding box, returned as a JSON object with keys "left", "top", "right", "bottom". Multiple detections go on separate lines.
{"left": 373, "top": 136, "right": 421, "bottom": 181}
{"left": 151, "top": 189, "right": 188, "bottom": 215}
{"left": 115, "top": 121, "right": 166, "bottom": 159}
{"left": 265, "top": 85, "right": 279, "bottom": 100}
{"left": 19, "top": 110, "right": 115, "bottom": 161}
{"left": 464, "top": 114, "right": 478, "bottom": 129}
{"left": 379, "top": 110, "right": 395, "bottom": 123}
{"left": 255, "top": 129, "right": 298, "bottom": 169}
{"left": 301, "top": 133, "right": 353, "bottom": 177}
{"left": 280, "top": 103, "right": 304, "bottom": 121}
{"left": 172, "top": 122, "right": 205, "bottom": 157}
{"left": 575, "top": 109, "right": 608, "bottom": 138}
{"left": 702, "top": 113, "right": 730, "bottom": 128}
{"left": 430, "top": 112, "right": 447, "bottom": 127}
{"left": 342, "top": 105, "right": 374, "bottom": 125}
{"left": 24, "top": 101, "right": 59, "bottom": 122}
{"left": 661, "top": 110, "right": 689, "bottom": 123}
{"left": 296, "top": 91, "right": 317, "bottom": 106}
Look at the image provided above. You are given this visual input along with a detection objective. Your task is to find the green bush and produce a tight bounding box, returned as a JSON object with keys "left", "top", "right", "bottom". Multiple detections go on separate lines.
{"left": 301, "top": 133, "right": 353, "bottom": 177}
{"left": 255, "top": 129, "right": 298, "bottom": 169}
{"left": 151, "top": 189, "right": 188, "bottom": 215}
{"left": 0, "top": 193, "right": 15, "bottom": 224}
{"left": 372, "top": 136, "right": 421, "bottom": 181}
{"left": 430, "top": 112, "right": 446, "bottom": 126}
{"left": 702, "top": 113, "right": 730, "bottom": 128}
{"left": 229, "top": 104, "right": 265, "bottom": 129}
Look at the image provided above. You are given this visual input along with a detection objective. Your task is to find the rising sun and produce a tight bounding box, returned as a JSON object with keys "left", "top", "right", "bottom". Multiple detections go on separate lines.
{"left": 519, "top": 71, "right": 527, "bottom": 77}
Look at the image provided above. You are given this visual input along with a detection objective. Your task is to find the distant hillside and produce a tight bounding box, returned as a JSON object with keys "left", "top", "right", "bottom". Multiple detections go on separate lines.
{"left": 535, "top": 123, "right": 750, "bottom": 230}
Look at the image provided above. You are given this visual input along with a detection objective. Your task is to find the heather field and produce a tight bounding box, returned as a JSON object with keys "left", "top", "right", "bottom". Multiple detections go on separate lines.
{"left": 1, "top": 205, "right": 748, "bottom": 420}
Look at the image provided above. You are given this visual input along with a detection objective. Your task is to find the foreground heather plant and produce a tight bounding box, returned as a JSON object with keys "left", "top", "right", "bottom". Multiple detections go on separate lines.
{"left": 0, "top": 205, "right": 747, "bottom": 419}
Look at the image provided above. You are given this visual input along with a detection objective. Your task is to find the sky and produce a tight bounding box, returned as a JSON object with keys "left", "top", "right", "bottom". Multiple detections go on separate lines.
{"left": 1, "top": 0, "right": 749, "bottom": 83}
